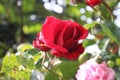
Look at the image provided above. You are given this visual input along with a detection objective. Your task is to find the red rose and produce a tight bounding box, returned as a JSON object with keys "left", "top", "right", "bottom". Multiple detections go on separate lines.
{"left": 86, "top": 0, "right": 101, "bottom": 6}
{"left": 33, "top": 32, "right": 51, "bottom": 51}
{"left": 33, "top": 16, "right": 88, "bottom": 60}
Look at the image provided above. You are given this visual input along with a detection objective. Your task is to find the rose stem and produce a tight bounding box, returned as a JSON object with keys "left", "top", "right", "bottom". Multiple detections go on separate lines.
{"left": 102, "top": 1, "right": 114, "bottom": 22}
{"left": 91, "top": 6, "right": 106, "bottom": 20}
{"left": 42, "top": 52, "right": 65, "bottom": 80}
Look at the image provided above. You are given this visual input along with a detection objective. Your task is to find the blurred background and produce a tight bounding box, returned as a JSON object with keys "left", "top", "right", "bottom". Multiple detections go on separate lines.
{"left": 0, "top": 0, "right": 120, "bottom": 68}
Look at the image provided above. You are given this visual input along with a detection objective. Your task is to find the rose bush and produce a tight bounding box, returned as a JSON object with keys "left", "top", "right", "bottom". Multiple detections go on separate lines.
{"left": 86, "top": 0, "right": 101, "bottom": 6}
{"left": 76, "top": 58, "right": 115, "bottom": 80}
{"left": 33, "top": 16, "right": 88, "bottom": 60}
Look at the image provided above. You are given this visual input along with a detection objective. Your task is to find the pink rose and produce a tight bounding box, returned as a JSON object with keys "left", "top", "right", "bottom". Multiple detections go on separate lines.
{"left": 76, "top": 58, "right": 115, "bottom": 80}
{"left": 33, "top": 16, "right": 88, "bottom": 60}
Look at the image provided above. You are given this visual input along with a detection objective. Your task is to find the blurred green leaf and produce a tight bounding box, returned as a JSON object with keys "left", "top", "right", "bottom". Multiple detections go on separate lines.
{"left": 0, "top": 4, "right": 5, "bottom": 14}
{"left": 98, "top": 38, "right": 110, "bottom": 50}
{"left": 78, "top": 53, "right": 92, "bottom": 64}
{"left": 45, "top": 65, "right": 63, "bottom": 80}
{"left": 16, "top": 70, "right": 30, "bottom": 80}
{"left": 23, "top": 24, "right": 41, "bottom": 34}
{"left": 33, "top": 53, "right": 41, "bottom": 61}
{"left": 17, "top": 56, "right": 34, "bottom": 70}
{"left": 107, "top": 60, "right": 115, "bottom": 68}
{"left": 17, "top": 43, "right": 34, "bottom": 52}
{"left": 116, "top": 58, "right": 120, "bottom": 66}
{"left": 84, "top": 22, "right": 98, "bottom": 29}
{"left": 35, "top": 59, "right": 42, "bottom": 70}
{"left": 45, "top": 72, "right": 59, "bottom": 80}
{"left": 22, "top": 0, "right": 35, "bottom": 13}
{"left": 1, "top": 54, "right": 19, "bottom": 77}
{"left": 65, "top": 6, "right": 81, "bottom": 17}
{"left": 26, "top": 49, "right": 39, "bottom": 56}
{"left": 100, "top": 51, "right": 117, "bottom": 61}
{"left": 99, "top": 4, "right": 111, "bottom": 20}
{"left": 83, "top": 39, "right": 95, "bottom": 47}
{"left": 101, "top": 20, "right": 120, "bottom": 44}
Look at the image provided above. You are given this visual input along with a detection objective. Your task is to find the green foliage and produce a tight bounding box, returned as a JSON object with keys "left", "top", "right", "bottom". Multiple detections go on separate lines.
{"left": 101, "top": 20, "right": 120, "bottom": 44}
{"left": 84, "top": 22, "right": 99, "bottom": 29}
{"left": 1, "top": 53, "right": 31, "bottom": 80}
{"left": 0, "top": 4, "right": 5, "bottom": 14}
{"left": 83, "top": 39, "right": 95, "bottom": 47}
{"left": 78, "top": 53, "right": 92, "bottom": 64}
{"left": 59, "top": 61, "right": 79, "bottom": 80}
{"left": 35, "top": 59, "right": 42, "bottom": 70}
{"left": 45, "top": 72, "right": 59, "bottom": 80}
{"left": 1, "top": 43, "right": 42, "bottom": 80}
{"left": 17, "top": 43, "right": 34, "bottom": 51}
{"left": 0, "top": 0, "right": 120, "bottom": 80}
{"left": 23, "top": 24, "right": 41, "bottom": 34}
{"left": 1, "top": 54, "right": 19, "bottom": 77}
{"left": 22, "top": 0, "right": 35, "bottom": 13}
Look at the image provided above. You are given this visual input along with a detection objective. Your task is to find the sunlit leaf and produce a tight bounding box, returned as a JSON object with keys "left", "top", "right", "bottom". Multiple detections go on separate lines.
{"left": 84, "top": 22, "right": 98, "bottom": 29}
{"left": 1, "top": 54, "right": 19, "bottom": 77}
{"left": 17, "top": 43, "right": 34, "bottom": 52}
{"left": 78, "top": 53, "right": 92, "bottom": 64}
{"left": 83, "top": 39, "right": 95, "bottom": 47}
{"left": 0, "top": 4, "right": 5, "bottom": 14}
{"left": 16, "top": 70, "right": 30, "bottom": 80}
{"left": 23, "top": 24, "right": 41, "bottom": 34}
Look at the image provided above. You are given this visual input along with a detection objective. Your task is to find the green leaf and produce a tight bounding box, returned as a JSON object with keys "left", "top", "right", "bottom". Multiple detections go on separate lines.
{"left": 45, "top": 72, "right": 59, "bottom": 80}
{"left": 16, "top": 70, "right": 30, "bottom": 80}
{"left": 101, "top": 20, "right": 120, "bottom": 44}
{"left": 45, "top": 65, "right": 63, "bottom": 80}
{"left": 22, "top": 0, "right": 35, "bottom": 13}
{"left": 83, "top": 39, "right": 95, "bottom": 47}
{"left": 98, "top": 38, "right": 110, "bottom": 50}
{"left": 1, "top": 54, "right": 19, "bottom": 77}
{"left": 84, "top": 22, "right": 98, "bottom": 29}
{"left": 0, "top": 4, "right": 5, "bottom": 14}
{"left": 17, "top": 56, "right": 34, "bottom": 69}
{"left": 59, "top": 61, "right": 79, "bottom": 80}
{"left": 17, "top": 43, "right": 34, "bottom": 52}
{"left": 23, "top": 24, "right": 41, "bottom": 34}
{"left": 35, "top": 59, "right": 42, "bottom": 70}
{"left": 33, "top": 52, "right": 41, "bottom": 61}
{"left": 78, "top": 53, "right": 92, "bottom": 64}
{"left": 26, "top": 49, "right": 39, "bottom": 56}
{"left": 116, "top": 58, "right": 120, "bottom": 66}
